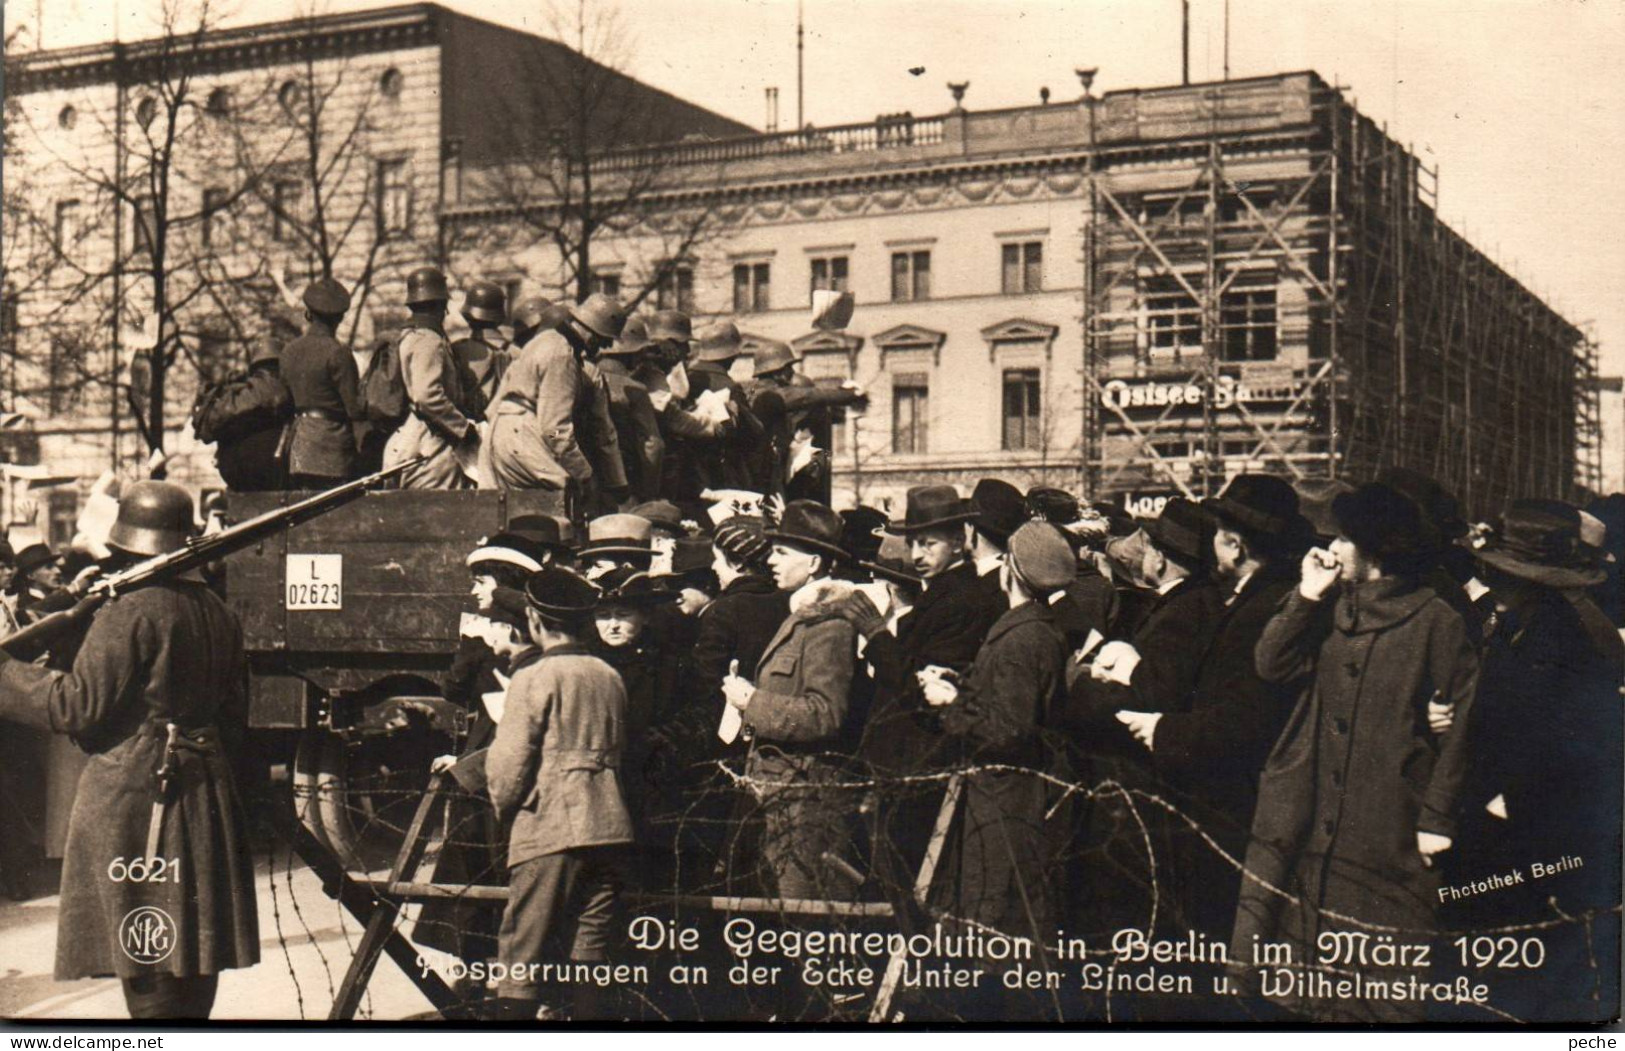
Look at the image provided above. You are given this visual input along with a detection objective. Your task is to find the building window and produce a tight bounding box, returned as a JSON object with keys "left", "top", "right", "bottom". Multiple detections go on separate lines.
{"left": 1144, "top": 275, "right": 1202, "bottom": 358}
{"left": 201, "top": 187, "right": 228, "bottom": 248}
{"left": 809, "top": 255, "right": 849, "bottom": 301}
{"left": 1001, "top": 241, "right": 1043, "bottom": 294}
{"left": 892, "top": 372, "right": 928, "bottom": 454}
{"left": 656, "top": 265, "right": 694, "bottom": 312}
{"left": 1002, "top": 368, "right": 1042, "bottom": 450}
{"left": 47, "top": 490, "right": 79, "bottom": 551}
{"left": 376, "top": 159, "right": 409, "bottom": 238}
{"left": 890, "top": 250, "right": 930, "bottom": 302}
{"left": 733, "top": 262, "right": 770, "bottom": 313}
{"left": 53, "top": 199, "right": 81, "bottom": 252}
{"left": 272, "top": 179, "right": 302, "bottom": 243}
{"left": 590, "top": 271, "right": 621, "bottom": 298}
{"left": 379, "top": 67, "right": 404, "bottom": 99}
{"left": 1220, "top": 285, "right": 1278, "bottom": 361}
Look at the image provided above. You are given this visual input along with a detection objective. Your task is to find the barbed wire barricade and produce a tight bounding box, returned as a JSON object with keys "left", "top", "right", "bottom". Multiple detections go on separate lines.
{"left": 265, "top": 738, "right": 1621, "bottom": 1024}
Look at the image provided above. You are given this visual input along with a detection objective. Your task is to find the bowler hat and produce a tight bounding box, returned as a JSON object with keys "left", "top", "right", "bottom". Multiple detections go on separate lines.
{"left": 630, "top": 499, "right": 685, "bottom": 537}
{"left": 1007, "top": 521, "right": 1077, "bottom": 593}
{"left": 1331, "top": 482, "right": 1438, "bottom": 569}
{"left": 1475, "top": 499, "right": 1605, "bottom": 589}
{"left": 602, "top": 316, "right": 653, "bottom": 357}
{"left": 524, "top": 566, "right": 600, "bottom": 620}
{"left": 594, "top": 566, "right": 674, "bottom": 606}
{"left": 695, "top": 321, "right": 743, "bottom": 362}
{"left": 570, "top": 293, "right": 627, "bottom": 340}
{"left": 839, "top": 506, "right": 889, "bottom": 565}
{"left": 971, "top": 479, "right": 1028, "bottom": 544}
{"left": 1294, "top": 478, "right": 1357, "bottom": 541}
{"left": 648, "top": 310, "right": 693, "bottom": 344}
{"left": 303, "top": 277, "right": 352, "bottom": 316}
{"left": 1139, "top": 497, "right": 1214, "bottom": 567}
{"left": 506, "top": 514, "right": 576, "bottom": 554}
{"left": 765, "top": 500, "right": 849, "bottom": 562}
{"left": 752, "top": 340, "right": 798, "bottom": 377}
{"left": 713, "top": 517, "right": 771, "bottom": 568}
{"left": 467, "top": 531, "right": 548, "bottom": 574}
{"left": 888, "top": 485, "right": 977, "bottom": 534}
{"left": 487, "top": 586, "right": 530, "bottom": 633}
{"left": 579, "top": 513, "right": 654, "bottom": 560}
{"left": 1205, "top": 474, "right": 1305, "bottom": 540}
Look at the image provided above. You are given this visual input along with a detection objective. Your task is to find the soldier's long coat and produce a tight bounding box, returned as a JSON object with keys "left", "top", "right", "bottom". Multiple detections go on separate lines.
{"left": 0, "top": 578, "right": 259, "bottom": 981}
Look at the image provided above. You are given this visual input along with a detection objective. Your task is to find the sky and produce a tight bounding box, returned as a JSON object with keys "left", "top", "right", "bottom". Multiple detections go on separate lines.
{"left": 16, "top": 0, "right": 1625, "bottom": 479}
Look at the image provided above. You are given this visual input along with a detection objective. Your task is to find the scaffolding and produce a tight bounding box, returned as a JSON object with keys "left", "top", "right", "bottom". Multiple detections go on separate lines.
{"left": 1081, "top": 73, "right": 1594, "bottom": 517}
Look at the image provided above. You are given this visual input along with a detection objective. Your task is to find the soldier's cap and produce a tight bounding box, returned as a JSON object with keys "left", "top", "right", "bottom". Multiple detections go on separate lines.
{"left": 487, "top": 586, "right": 530, "bottom": 633}
{"left": 602, "top": 315, "right": 653, "bottom": 357}
{"left": 579, "top": 513, "right": 654, "bottom": 559}
{"left": 524, "top": 566, "right": 601, "bottom": 621}
{"left": 647, "top": 310, "right": 693, "bottom": 344}
{"left": 303, "top": 277, "right": 352, "bottom": 316}
{"left": 467, "top": 531, "right": 547, "bottom": 574}
{"left": 630, "top": 499, "right": 685, "bottom": 536}
{"left": 694, "top": 321, "right": 743, "bottom": 362}
{"left": 594, "top": 566, "right": 674, "bottom": 607}
{"left": 569, "top": 293, "right": 628, "bottom": 340}
{"left": 1007, "top": 521, "right": 1077, "bottom": 594}
{"left": 506, "top": 514, "right": 576, "bottom": 553}
{"left": 13, "top": 542, "right": 59, "bottom": 576}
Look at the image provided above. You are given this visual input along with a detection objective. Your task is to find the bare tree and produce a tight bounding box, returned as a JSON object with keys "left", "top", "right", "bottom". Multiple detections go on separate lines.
{"left": 451, "top": 0, "right": 734, "bottom": 309}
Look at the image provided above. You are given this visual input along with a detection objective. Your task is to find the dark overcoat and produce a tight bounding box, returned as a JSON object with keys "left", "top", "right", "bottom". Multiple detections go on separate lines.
{"left": 934, "top": 601, "right": 1069, "bottom": 939}
{"left": 677, "top": 575, "right": 788, "bottom": 746}
{"left": 197, "top": 367, "right": 293, "bottom": 491}
{"left": 0, "top": 578, "right": 259, "bottom": 981}
{"left": 596, "top": 358, "right": 666, "bottom": 503}
{"left": 282, "top": 319, "right": 363, "bottom": 480}
{"left": 1231, "top": 578, "right": 1479, "bottom": 1019}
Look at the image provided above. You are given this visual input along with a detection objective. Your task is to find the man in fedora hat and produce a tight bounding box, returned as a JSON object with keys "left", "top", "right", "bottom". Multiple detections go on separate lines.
{"left": 8, "top": 542, "right": 64, "bottom": 624}
{"left": 1061, "top": 497, "right": 1223, "bottom": 936}
{"left": 488, "top": 293, "right": 629, "bottom": 508}
{"left": 720, "top": 499, "right": 860, "bottom": 900}
{"left": 1120, "top": 476, "right": 1309, "bottom": 935}
{"left": 282, "top": 276, "right": 365, "bottom": 488}
{"left": 594, "top": 318, "right": 665, "bottom": 503}
{"left": 190, "top": 338, "right": 294, "bottom": 492}
{"left": 451, "top": 280, "right": 514, "bottom": 417}
{"left": 685, "top": 321, "right": 764, "bottom": 492}
{"left": 384, "top": 266, "right": 485, "bottom": 489}
{"left": 488, "top": 566, "right": 633, "bottom": 1020}
{"left": 577, "top": 513, "right": 655, "bottom": 579}
{"left": 1235, "top": 481, "right": 1479, "bottom": 1022}
{"left": 1454, "top": 501, "right": 1621, "bottom": 989}
{"left": 967, "top": 478, "right": 1028, "bottom": 613}
{"left": 915, "top": 522, "right": 1076, "bottom": 998}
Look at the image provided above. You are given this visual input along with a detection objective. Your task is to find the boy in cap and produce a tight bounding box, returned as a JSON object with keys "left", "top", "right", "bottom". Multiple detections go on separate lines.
{"left": 487, "top": 567, "right": 633, "bottom": 1020}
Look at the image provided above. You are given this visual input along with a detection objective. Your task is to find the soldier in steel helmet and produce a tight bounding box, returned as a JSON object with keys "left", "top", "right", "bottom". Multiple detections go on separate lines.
{"left": 452, "top": 280, "right": 514, "bottom": 416}
{"left": 282, "top": 277, "right": 364, "bottom": 489}
{"left": 746, "top": 339, "right": 866, "bottom": 500}
{"left": 0, "top": 482, "right": 258, "bottom": 1019}
{"left": 488, "top": 293, "right": 629, "bottom": 512}
{"left": 510, "top": 295, "right": 569, "bottom": 350}
{"left": 384, "top": 266, "right": 484, "bottom": 489}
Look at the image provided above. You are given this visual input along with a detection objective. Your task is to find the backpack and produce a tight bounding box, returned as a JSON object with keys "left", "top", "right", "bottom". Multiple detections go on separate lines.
{"left": 191, "top": 371, "right": 292, "bottom": 446}
{"left": 362, "top": 331, "right": 409, "bottom": 429}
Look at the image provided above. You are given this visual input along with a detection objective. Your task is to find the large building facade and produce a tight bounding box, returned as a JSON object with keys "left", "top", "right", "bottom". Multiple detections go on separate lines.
{"left": 5, "top": 8, "right": 1599, "bottom": 534}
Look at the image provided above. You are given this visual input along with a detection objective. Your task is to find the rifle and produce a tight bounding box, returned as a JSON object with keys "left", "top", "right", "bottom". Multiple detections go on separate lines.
{"left": 0, "top": 458, "right": 423, "bottom": 657}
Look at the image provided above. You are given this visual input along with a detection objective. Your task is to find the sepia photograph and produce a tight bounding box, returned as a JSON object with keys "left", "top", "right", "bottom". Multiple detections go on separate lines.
{"left": 0, "top": 0, "right": 1620, "bottom": 1028}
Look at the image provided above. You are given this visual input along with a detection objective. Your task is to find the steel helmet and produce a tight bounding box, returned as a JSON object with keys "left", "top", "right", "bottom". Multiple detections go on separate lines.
{"left": 752, "top": 339, "right": 798, "bottom": 377}
{"left": 569, "top": 293, "right": 627, "bottom": 340}
{"left": 462, "top": 280, "right": 507, "bottom": 324}
{"left": 108, "top": 480, "right": 196, "bottom": 557}
{"left": 511, "top": 295, "right": 555, "bottom": 333}
{"left": 601, "top": 316, "right": 653, "bottom": 357}
{"left": 405, "top": 266, "right": 450, "bottom": 306}
{"left": 648, "top": 309, "right": 693, "bottom": 344}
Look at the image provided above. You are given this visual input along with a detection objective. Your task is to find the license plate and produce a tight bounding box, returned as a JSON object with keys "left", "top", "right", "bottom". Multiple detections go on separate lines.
{"left": 285, "top": 554, "right": 343, "bottom": 610}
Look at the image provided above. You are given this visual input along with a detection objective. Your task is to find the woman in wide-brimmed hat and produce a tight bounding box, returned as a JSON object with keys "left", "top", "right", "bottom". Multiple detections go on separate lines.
{"left": 1233, "top": 481, "right": 1480, "bottom": 1022}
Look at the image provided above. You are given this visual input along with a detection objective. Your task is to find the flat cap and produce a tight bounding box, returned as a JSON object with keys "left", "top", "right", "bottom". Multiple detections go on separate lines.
{"left": 303, "top": 277, "right": 352, "bottom": 316}
{"left": 1007, "top": 521, "right": 1077, "bottom": 593}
